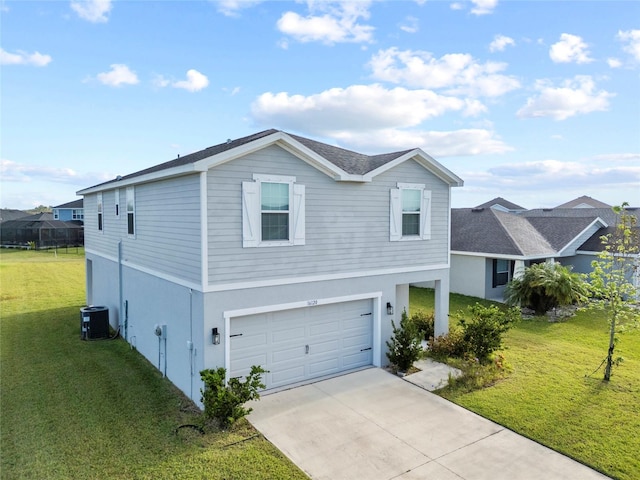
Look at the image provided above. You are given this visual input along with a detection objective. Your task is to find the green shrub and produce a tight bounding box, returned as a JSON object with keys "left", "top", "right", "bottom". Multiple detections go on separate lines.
{"left": 427, "top": 327, "right": 468, "bottom": 360}
{"left": 457, "top": 304, "right": 519, "bottom": 363}
{"left": 386, "top": 309, "right": 421, "bottom": 372}
{"left": 410, "top": 310, "right": 435, "bottom": 341}
{"left": 200, "top": 365, "right": 267, "bottom": 428}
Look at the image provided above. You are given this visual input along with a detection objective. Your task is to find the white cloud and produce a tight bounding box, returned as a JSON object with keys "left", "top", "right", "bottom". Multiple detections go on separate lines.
{"left": 277, "top": 1, "right": 374, "bottom": 45}
{"left": 450, "top": 3, "right": 464, "bottom": 10}
{"left": 607, "top": 58, "right": 622, "bottom": 68}
{"left": 251, "top": 84, "right": 485, "bottom": 135}
{"left": 1, "top": 159, "right": 113, "bottom": 185}
{"left": 334, "top": 128, "right": 512, "bottom": 157}
{"left": 400, "top": 16, "right": 419, "bottom": 34}
{"left": 617, "top": 29, "right": 640, "bottom": 62}
{"left": 215, "top": 0, "right": 263, "bottom": 17}
{"left": 489, "top": 35, "right": 515, "bottom": 52}
{"left": 96, "top": 64, "right": 139, "bottom": 87}
{"left": 470, "top": 0, "right": 498, "bottom": 15}
{"left": 549, "top": 33, "right": 593, "bottom": 64}
{"left": 369, "top": 47, "right": 520, "bottom": 97}
{"left": 517, "top": 75, "right": 613, "bottom": 120}
{"left": 172, "top": 69, "right": 209, "bottom": 92}
{"left": 0, "top": 48, "right": 52, "bottom": 66}
{"left": 70, "top": 0, "right": 112, "bottom": 23}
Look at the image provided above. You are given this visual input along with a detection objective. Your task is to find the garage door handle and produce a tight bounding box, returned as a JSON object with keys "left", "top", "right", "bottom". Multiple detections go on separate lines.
{"left": 361, "top": 347, "right": 372, "bottom": 352}
{"left": 230, "top": 334, "right": 243, "bottom": 338}
{"left": 360, "top": 313, "right": 372, "bottom": 316}
{"left": 305, "top": 345, "right": 309, "bottom": 354}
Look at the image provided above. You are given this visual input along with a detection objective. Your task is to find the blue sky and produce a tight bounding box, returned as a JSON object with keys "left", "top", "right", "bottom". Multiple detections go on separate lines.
{"left": 2, "top": 0, "right": 639, "bottom": 210}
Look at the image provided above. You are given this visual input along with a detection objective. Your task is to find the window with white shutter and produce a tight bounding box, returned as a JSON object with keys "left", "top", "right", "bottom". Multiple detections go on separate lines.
{"left": 390, "top": 183, "right": 431, "bottom": 241}
{"left": 242, "top": 174, "right": 305, "bottom": 247}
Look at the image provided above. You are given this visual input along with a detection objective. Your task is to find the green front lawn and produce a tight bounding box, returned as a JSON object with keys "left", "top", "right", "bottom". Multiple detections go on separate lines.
{"left": 0, "top": 249, "right": 307, "bottom": 479}
{"left": 411, "top": 287, "right": 640, "bottom": 480}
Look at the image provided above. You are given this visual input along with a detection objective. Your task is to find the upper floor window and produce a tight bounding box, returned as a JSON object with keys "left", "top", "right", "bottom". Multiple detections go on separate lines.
{"left": 72, "top": 209, "right": 84, "bottom": 220}
{"left": 126, "top": 186, "right": 135, "bottom": 236}
{"left": 390, "top": 183, "right": 431, "bottom": 241}
{"left": 242, "top": 174, "right": 305, "bottom": 247}
{"left": 114, "top": 189, "right": 120, "bottom": 218}
{"left": 53, "top": 209, "right": 60, "bottom": 220}
{"left": 97, "top": 193, "right": 103, "bottom": 231}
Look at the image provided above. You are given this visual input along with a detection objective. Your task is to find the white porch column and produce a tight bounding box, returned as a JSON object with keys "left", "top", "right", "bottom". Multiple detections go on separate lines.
{"left": 434, "top": 274, "right": 450, "bottom": 337}
{"left": 395, "top": 283, "right": 409, "bottom": 319}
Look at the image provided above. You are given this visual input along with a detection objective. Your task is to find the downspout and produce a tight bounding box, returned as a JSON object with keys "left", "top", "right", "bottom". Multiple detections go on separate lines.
{"left": 118, "top": 240, "right": 125, "bottom": 338}
{"left": 189, "top": 288, "right": 194, "bottom": 400}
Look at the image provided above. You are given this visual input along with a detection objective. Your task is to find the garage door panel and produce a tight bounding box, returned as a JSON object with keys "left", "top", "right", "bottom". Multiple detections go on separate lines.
{"left": 230, "top": 298, "right": 374, "bottom": 389}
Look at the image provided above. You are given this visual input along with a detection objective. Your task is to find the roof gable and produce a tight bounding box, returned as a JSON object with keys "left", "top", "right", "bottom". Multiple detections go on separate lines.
{"left": 78, "top": 129, "right": 463, "bottom": 194}
{"left": 555, "top": 196, "right": 611, "bottom": 209}
{"left": 474, "top": 197, "right": 525, "bottom": 211}
{"left": 54, "top": 199, "right": 84, "bottom": 209}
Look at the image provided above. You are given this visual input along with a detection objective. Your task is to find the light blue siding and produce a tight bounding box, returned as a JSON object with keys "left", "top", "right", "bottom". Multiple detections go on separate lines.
{"left": 206, "top": 145, "right": 450, "bottom": 285}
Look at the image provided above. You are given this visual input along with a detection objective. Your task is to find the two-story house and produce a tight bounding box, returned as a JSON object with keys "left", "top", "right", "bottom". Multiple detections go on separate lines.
{"left": 78, "top": 129, "right": 463, "bottom": 403}
{"left": 53, "top": 199, "right": 84, "bottom": 223}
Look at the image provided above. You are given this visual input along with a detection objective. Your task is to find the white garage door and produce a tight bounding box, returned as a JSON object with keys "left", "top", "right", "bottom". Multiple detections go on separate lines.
{"left": 229, "top": 299, "right": 373, "bottom": 390}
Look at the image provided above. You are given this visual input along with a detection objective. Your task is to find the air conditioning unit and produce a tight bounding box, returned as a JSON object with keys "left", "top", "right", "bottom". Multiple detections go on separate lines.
{"left": 80, "top": 306, "right": 109, "bottom": 340}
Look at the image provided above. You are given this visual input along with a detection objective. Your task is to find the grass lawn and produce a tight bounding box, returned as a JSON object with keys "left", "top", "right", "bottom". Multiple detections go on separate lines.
{"left": 410, "top": 286, "right": 640, "bottom": 480}
{"left": 0, "top": 249, "right": 307, "bottom": 479}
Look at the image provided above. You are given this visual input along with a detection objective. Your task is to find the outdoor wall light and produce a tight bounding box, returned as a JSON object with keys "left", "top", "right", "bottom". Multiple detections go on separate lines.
{"left": 386, "top": 302, "right": 394, "bottom": 315}
{"left": 212, "top": 327, "right": 221, "bottom": 345}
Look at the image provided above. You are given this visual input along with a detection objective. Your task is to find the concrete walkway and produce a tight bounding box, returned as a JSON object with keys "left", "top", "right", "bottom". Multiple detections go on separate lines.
{"left": 248, "top": 368, "right": 609, "bottom": 480}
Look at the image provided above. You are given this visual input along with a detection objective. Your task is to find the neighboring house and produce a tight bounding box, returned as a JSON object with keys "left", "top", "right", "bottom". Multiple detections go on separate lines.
{"left": 53, "top": 199, "right": 84, "bottom": 223}
{"left": 450, "top": 197, "right": 639, "bottom": 301}
{"left": 77, "top": 129, "right": 463, "bottom": 403}
{"left": 0, "top": 209, "right": 28, "bottom": 223}
{"left": 0, "top": 212, "right": 84, "bottom": 248}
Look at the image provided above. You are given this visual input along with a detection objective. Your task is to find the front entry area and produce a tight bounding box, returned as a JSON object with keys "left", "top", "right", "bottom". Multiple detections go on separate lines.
{"left": 229, "top": 298, "right": 373, "bottom": 390}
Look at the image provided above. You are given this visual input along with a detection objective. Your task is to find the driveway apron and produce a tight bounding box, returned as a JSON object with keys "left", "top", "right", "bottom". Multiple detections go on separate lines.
{"left": 248, "top": 368, "right": 609, "bottom": 480}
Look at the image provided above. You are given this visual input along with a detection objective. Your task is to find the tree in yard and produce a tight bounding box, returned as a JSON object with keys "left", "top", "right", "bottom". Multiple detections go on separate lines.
{"left": 587, "top": 203, "right": 639, "bottom": 381}
{"left": 504, "top": 261, "right": 588, "bottom": 315}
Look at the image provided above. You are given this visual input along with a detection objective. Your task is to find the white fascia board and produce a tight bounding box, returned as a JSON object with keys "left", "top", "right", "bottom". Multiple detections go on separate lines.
{"left": 76, "top": 164, "right": 199, "bottom": 195}
{"left": 365, "top": 149, "right": 464, "bottom": 187}
{"left": 557, "top": 218, "right": 608, "bottom": 256}
{"left": 451, "top": 250, "right": 555, "bottom": 261}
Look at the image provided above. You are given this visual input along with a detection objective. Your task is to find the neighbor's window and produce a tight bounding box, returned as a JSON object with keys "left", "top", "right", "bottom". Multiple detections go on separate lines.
{"left": 126, "top": 186, "right": 135, "bottom": 236}
{"left": 493, "top": 259, "right": 510, "bottom": 287}
{"left": 97, "top": 193, "right": 103, "bottom": 231}
{"left": 261, "top": 182, "right": 290, "bottom": 241}
{"left": 53, "top": 209, "right": 60, "bottom": 220}
{"left": 72, "top": 209, "right": 84, "bottom": 220}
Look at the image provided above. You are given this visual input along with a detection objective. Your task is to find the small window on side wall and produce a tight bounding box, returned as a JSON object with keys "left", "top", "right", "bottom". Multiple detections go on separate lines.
{"left": 390, "top": 183, "right": 431, "bottom": 241}
{"left": 492, "top": 259, "right": 510, "bottom": 287}
{"left": 115, "top": 189, "right": 120, "bottom": 218}
{"left": 97, "top": 193, "right": 103, "bottom": 231}
{"left": 126, "top": 186, "right": 135, "bottom": 236}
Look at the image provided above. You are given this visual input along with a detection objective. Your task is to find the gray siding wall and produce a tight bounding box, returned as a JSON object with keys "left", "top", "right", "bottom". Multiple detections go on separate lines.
{"left": 84, "top": 175, "right": 202, "bottom": 283}
{"left": 206, "top": 145, "right": 450, "bottom": 285}
{"left": 450, "top": 254, "right": 486, "bottom": 298}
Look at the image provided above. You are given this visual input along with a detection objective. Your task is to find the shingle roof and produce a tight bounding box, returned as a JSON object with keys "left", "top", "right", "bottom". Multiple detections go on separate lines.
{"left": 0, "top": 213, "right": 83, "bottom": 230}
{"left": 88, "top": 129, "right": 418, "bottom": 189}
{"left": 474, "top": 197, "right": 526, "bottom": 211}
{"left": 451, "top": 208, "right": 555, "bottom": 257}
{"left": 0, "top": 209, "right": 28, "bottom": 223}
{"left": 555, "top": 196, "right": 611, "bottom": 209}
{"left": 54, "top": 199, "right": 84, "bottom": 209}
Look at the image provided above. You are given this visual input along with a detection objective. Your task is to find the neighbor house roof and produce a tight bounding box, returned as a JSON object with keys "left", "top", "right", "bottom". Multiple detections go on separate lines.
{"left": 0, "top": 209, "right": 28, "bottom": 223}
{"left": 78, "top": 129, "right": 463, "bottom": 194}
{"left": 451, "top": 208, "right": 556, "bottom": 258}
{"left": 54, "top": 199, "right": 84, "bottom": 209}
{"left": 555, "top": 195, "right": 611, "bottom": 209}
{"left": 0, "top": 213, "right": 84, "bottom": 230}
{"left": 474, "top": 197, "right": 526, "bottom": 212}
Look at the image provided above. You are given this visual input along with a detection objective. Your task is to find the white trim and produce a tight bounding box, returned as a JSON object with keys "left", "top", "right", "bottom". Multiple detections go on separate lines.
{"left": 85, "top": 248, "right": 448, "bottom": 294}
{"left": 204, "top": 262, "right": 450, "bottom": 292}
{"left": 451, "top": 250, "right": 556, "bottom": 261}
{"left": 252, "top": 173, "right": 296, "bottom": 183}
{"left": 97, "top": 192, "right": 103, "bottom": 233}
{"left": 397, "top": 182, "right": 425, "bottom": 189}
{"left": 367, "top": 149, "right": 464, "bottom": 186}
{"left": 85, "top": 249, "right": 202, "bottom": 291}
{"left": 557, "top": 218, "right": 608, "bottom": 256}
{"left": 126, "top": 186, "right": 135, "bottom": 238}
{"left": 223, "top": 292, "right": 384, "bottom": 376}
{"left": 200, "top": 172, "right": 208, "bottom": 289}
{"left": 77, "top": 167, "right": 198, "bottom": 195}
{"left": 114, "top": 189, "right": 120, "bottom": 218}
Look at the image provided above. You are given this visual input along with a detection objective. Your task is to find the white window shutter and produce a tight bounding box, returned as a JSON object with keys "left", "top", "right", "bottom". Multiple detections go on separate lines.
{"left": 242, "top": 181, "right": 260, "bottom": 247}
{"left": 292, "top": 184, "right": 305, "bottom": 245}
{"left": 390, "top": 188, "right": 402, "bottom": 242}
{"left": 421, "top": 190, "right": 432, "bottom": 240}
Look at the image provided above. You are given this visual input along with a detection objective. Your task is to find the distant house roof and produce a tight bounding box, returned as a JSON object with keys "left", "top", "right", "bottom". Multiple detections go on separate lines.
{"left": 0, "top": 212, "right": 83, "bottom": 229}
{"left": 54, "top": 199, "right": 84, "bottom": 209}
{"left": 474, "top": 197, "right": 526, "bottom": 212}
{"left": 0, "top": 209, "right": 28, "bottom": 223}
{"left": 555, "top": 195, "right": 611, "bottom": 209}
{"left": 451, "top": 208, "right": 556, "bottom": 257}
{"left": 78, "top": 129, "right": 463, "bottom": 194}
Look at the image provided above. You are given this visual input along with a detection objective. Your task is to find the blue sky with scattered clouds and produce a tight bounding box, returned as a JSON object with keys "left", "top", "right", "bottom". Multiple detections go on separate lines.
{"left": 1, "top": 0, "right": 639, "bottom": 210}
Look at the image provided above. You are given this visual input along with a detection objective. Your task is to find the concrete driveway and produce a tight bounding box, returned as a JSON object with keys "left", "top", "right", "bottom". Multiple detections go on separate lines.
{"left": 248, "top": 368, "right": 609, "bottom": 480}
